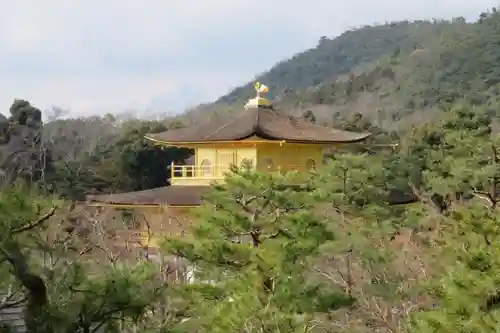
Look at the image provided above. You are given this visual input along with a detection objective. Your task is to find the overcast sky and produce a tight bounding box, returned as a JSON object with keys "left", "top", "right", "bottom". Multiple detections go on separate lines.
{"left": 0, "top": 0, "right": 497, "bottom": 118}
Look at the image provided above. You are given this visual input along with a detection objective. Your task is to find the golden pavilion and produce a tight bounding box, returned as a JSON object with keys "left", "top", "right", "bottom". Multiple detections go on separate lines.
{"left": 86, "top": 82, "right": 373, "bottom": 248}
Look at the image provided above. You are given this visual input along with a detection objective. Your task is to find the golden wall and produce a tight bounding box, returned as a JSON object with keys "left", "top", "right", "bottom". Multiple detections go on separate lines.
{"left": 171, "top": 144, "right": 257, "bottom": 185}
{"left": 196, "top": 146, "right": 257, "bottom": 175}
{"left": 256, "top": 143, "right": 323, "bottom": 173}
{"left": 170, "top": 140, "right": 326, "bottom": 185}
{"left": 193, "top": 142, "right": 323, "bottom": 173}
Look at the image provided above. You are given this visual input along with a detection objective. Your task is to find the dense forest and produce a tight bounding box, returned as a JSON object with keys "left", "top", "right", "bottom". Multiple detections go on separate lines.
{"left": 192, "top": 8, "right": 500, "bottom": 130}
{"left": 2, "top": 5, "right": 500, "bottom": 333}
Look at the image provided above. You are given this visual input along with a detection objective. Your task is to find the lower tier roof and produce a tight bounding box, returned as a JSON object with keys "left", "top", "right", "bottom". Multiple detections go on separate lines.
{"left": 86, "top": 186, "right": 208, "bottom": 206}
{"left": 85, "top": 185, "right": 418, "bottom": 207}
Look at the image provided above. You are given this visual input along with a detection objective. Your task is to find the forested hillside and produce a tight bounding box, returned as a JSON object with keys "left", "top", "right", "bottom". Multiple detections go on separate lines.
{"left": 216, "top": 20, "right": 452, "bottom": 104}
{"left": 191, "top": 8, "right": 500, "bottom": 131}
{"left": 278, "top": 9, "right": 500, "bottom": 128}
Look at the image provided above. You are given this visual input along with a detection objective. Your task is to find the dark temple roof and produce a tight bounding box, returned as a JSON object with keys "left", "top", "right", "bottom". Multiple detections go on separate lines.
{"left": 86, "top": 185, "right": 418, "bottom": 207}
{"left": 86, "top": 186, "right": 208, "bottom": 206}
{"left": 146, "top": 106, "right": 371, "bottom": 144}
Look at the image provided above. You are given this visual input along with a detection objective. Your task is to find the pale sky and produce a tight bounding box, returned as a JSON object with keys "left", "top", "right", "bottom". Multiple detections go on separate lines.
{"left": 0, "top": 0, "right": 496, "bottom": 117}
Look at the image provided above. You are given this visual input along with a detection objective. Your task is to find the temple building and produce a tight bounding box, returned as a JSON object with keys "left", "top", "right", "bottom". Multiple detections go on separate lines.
{"left": 86, "top": 82, "right": 372, "bottom": 249}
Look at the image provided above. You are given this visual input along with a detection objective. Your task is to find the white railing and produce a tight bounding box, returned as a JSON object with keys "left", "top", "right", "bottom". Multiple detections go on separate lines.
{"left": 170, "top": 162, "right": 316, "bottom": 181}
{"left": 170, "top": 164, "right": 232, "bottom": 180}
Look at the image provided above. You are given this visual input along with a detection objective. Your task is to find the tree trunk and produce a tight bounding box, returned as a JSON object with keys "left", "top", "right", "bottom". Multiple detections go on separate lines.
{"left": 2, "top": 240, "right": 47, "bottom": 333}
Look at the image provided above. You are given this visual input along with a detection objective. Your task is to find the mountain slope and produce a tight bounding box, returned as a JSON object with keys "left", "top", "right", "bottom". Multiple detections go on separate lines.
{"left": 183, "top": 9, "right": 500, "bottom": 133}
{"left": 275, "top": 10, "right": 500, "bottom": 129}
{"left": 215, "top": 20, "right": 455, "bottom": 105}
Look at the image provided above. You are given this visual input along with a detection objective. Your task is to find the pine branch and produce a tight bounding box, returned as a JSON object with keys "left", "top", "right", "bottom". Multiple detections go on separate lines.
{"left": 11, "top": 207, "right": 56, "bottom": 234}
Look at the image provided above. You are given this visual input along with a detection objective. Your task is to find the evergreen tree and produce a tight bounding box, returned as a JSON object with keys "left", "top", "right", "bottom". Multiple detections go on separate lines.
{"left": 162, "top": 167, "right": 353, "bottom": 332}
{"left": 406, "top": 104, "right": 500, "bottom": 332}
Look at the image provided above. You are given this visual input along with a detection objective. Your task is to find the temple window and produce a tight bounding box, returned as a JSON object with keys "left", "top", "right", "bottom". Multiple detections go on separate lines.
{"left": 306, "top": 159, "right": 316, "bottom": 171}
{"left": 200, "top": 159, "right": 213, "bottom": 176}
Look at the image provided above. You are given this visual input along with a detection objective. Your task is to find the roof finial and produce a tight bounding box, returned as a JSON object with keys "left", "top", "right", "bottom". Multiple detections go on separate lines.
{"left": 244, "top": 81, "right": 272, "bottom": 109}
{"left": 254, "top": 81, "right": 268, "bottom": 98}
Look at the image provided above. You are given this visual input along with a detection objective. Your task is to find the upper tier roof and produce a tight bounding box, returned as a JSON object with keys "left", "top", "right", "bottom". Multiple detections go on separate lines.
{"left": 146, "top": 105, "right": 371, "bottom": 144}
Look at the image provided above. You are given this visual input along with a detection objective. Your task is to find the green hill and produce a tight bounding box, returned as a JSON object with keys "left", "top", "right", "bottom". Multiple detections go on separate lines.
{"left": 216, "top": 20, "right": 452, "bottom": 105}
{"left": 187, "top": 8, "right": 500, "bottom": 131}
{"left": 279, "top": 11, "right": 500, "bottom": 128}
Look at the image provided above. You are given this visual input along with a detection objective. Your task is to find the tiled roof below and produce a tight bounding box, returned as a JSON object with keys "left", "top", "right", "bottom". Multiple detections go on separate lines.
{"left": 86, "top": 186, "right": 209, "bottom": 206}
{"left": 86, "top": 184, "right": 418, "bottom": 207}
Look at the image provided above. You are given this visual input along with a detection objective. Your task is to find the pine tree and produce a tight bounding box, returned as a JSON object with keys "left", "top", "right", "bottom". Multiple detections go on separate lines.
{"left": 162, "top": 167, "right": 353, "bottom": 332}
{"left": 407, "top": 103, "right": 500, "bottom": 332}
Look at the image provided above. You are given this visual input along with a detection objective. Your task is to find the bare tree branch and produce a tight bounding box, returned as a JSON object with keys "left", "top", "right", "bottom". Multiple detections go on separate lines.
{"left": 11, "top": 207, "right": 57, "bottom": 234}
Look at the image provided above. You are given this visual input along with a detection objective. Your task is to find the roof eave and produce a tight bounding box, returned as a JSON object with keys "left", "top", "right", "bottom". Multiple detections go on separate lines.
{"left": 144, "top": 133, "right": 259, "bottom": 145}
{"left": 252, "top": 129, "right": 372, "bottom": 144}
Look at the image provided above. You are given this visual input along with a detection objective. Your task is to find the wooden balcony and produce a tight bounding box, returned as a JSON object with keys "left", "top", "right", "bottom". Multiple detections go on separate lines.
{"left": 170, "top": 164, "right": 231, "bottom": 185}
{"left": 170, "top": 162, "right": 317, "bottom": 186}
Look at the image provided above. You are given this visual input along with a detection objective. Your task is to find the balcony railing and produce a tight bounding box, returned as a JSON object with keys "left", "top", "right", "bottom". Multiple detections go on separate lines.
{"left": 170, "top": 162, "right": 317, "bottom": 185}
{"left": 170, "top": 164, "right": 232, "bottom": 180}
